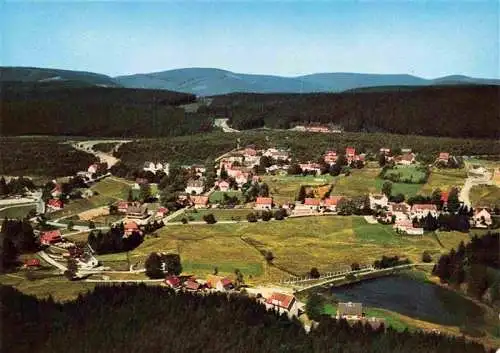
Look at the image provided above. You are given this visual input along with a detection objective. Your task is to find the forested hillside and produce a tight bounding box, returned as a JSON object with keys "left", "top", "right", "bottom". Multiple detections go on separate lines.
{"left": 1, "top": 85, "right": 212, "bottom": 137}
{"left": 207, "top": 85, "right": 500, "bottom": 139}
{"left": 2, "top": 284, "right": 493, "bottom": 353}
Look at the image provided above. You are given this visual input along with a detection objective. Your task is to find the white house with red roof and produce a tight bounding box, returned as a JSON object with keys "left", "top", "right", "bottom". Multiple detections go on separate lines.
{"left": 411, "top": 204, "right": 438, "bottom": 219}
{"left": 156, "top": 207, "right": 169, "bottom": 218}
{"left": 380, "top": 148, "right": 391, "bottom": 155}
{"left": 438, "top": 152, "right": 450, "bottom": 163}
{"left": 395, "top": 153, "right": 416, "bottom": 165}
{"left": 40, "top": 230, "right": 62, "bottom": 245}
{"left": 235, "top": 172, "right": 249, "bottom": 186}
{"left": 50, "top": 184, "right": 62, "bottom": 198}
{"left": 323, "top": 150, "right": 338, "bottom": 165}
{"left": 472, "top": 208, "right": 492, "bottom": 228}
{"left": 215, "top": 180, "right": 230, "bottom": 192}
{"left": 388, "top": 202, "right": 411, "bottom": 221}
{"left": 165, "top": 275, "right": 181, "bottom": 289}
{"left": 254, "top": 197, "right": 273, "bottom": 210}
{"left": 323, "top": 196, "right": 343, "bottom": 212}
{"left": 393, "top": 219, "right": 424, "bottom": 235}
{"left": 117, "top": 201, "right": 129, "bottom": 213}
{"left": 346, "top": 147, "right": 356, "bottom": 162}
{"left": 263, "top": 148, "right": 290, "bottom": 161}
{"left": 295, "top": 198, "right": 321, "bottom": 212}
{"left": 124, "top": 221, "right": 142, "bottom": 237}
{"left": 265, "top": 292, "right": 299, "bottom": 318}
{"left": 207, "top": 275, "right": 233, "bottom": 292}
{"left": 191, "top": 196, "right": 209, "bottom": 208}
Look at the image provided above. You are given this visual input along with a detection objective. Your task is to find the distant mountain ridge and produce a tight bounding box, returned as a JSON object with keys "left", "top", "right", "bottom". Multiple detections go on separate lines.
{"left": 2, "top": 66, "right": 499, "bottom": 96}
{"left": 114, "top": 68, "right": 500, "bottom": 96}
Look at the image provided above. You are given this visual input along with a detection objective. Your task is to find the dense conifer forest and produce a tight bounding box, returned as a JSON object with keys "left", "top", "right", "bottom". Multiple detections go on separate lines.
{"left": 0, "top": 138, "right": 97, "bottom": 176}
{"left": 1, "top": 284, "right": 494, "bottom": 353}
{"left": 207, "top": 85, "right": 500, "bottom": 139}
{"left": 1, "top": 85, "right": 213, "bottom": 137}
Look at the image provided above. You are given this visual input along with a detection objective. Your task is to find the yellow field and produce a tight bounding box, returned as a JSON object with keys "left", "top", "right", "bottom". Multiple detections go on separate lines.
{"left": 261, "top": 175, "right": 334, "bottom": 204}
{"left": 470, "top": 185, "right": 500, "bottom": 207}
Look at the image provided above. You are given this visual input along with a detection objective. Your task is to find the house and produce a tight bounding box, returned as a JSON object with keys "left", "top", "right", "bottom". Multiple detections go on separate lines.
{"left": 388, "top": 202, "right": 411, "bottom": 221}
{"left": 395, "top": 153, "right": 416, "bottom": 165}
{"left": 369, "top": 194, "right": 389, "bottom": 210}
{"left": 323, "top": 196, "right": 343, "bottom": 212}
{"left": 184, "top": 278, "right": 202, "bottom": 291}
{"left": 346, "top": 147, "right": 356, "bottom": 162}
{"left": 192, "top": 165, "right": 206, "bottom": 176}
{"left": 88, "top": 162, "right": 107, "bottom": 175}
{"left": 252, "top": 175, "right": 261, "bottom": 183}
{"left": 438, "top": 152, "right": 450, "bottom": 163}
{"left": 40, "top": 230, "right": 62, "bottom": 245}
{"left": 235, "top": 172, "right": 249, "bottom": 186}
{"left": 117, "top": 201, "right": 129, "bottom": 213}
{"left": 323, "top": 150, "right": 338, "bottom": 165}
{"left": 225, "top": 153, "right": 245, "bottom": 164}
{"left": 81, "top": 189, "right": 94, "bottom": 199}
{"left": 50, "top": 184, "right": 62, "bottom": 198}
{"left": 336, "top": 302, "right": 363, "bottom": 320}
{"left": 265, "top": 292, "right": 299, "bottom": 318}
{"left": 379, "top": 148, "right": 391, "bottom": 155}
{"left": 263, "top": 148, "right": 290, "bottom": 161}
{"left": 299, "top": 163, "right": 321, "bottom": 175}
{"left": 243, "top": 147, "right": 258, "bottom": 157}
{"left": 302, "top": 198, "right": 321, "bottom": 211}
{"left": 393, "top": 219, "right": 424, "bottom": 235}
{"left": 401, "top": 148, "right": 412, "bottom": 153}
{"left": 25, "top": 258, "right": 41, "bottom": 268}
{"left": 143, "top": 161, "right": 170, "bottom": 175}
{"left": 156, "top": 207, "right": 169, "bottom": 218}
{"left": 47, "top": 199, "right": 63, "bottom": 211}
{"left": 76, "top": 253, "right": 99, "bottom": 270}
{"left": 254, "top": 197, "right": 273, "bottom": 210}
{"left": 126, "top": 202, "right": 148, "bottom": 219}
{"left": 165, "top": 275, "right": 181, "bottom": 289}
{"left": 206, "top": 275, "right": 233, "bottom": 291}
{"left": 124, "top": 221, "right": 142, "bottom": 236}
{"left": 472, "top": 208, "right": 493, "bottom": 228}
{"left": 215, "top": 180, "right": 230, "bottom": 192}
{"left": 191, "top": 196, "right": 209, "bottom": 208}
{"left": 411, "top": 204, "right": 438, "bottom": 219}
{"left": 185, "top": 179, "right": 204, "bottom": 195}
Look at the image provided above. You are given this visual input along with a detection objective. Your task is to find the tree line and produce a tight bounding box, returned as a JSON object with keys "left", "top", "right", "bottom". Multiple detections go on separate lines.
{"left": 432, "top": 232, "right": 499, "bottom": 302}
{"left": 2, "top": 284, "right": 494, "bottom": 353}
{"left": 0, "top": 219, "right": 38, "bottom": 271}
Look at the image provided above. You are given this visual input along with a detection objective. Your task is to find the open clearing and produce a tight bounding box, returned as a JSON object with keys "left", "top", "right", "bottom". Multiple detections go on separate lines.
{"left": 470, "top": 185, "right": 500, "bottom": 207}
{"left": 106, "top": 216, "right": 472, "bottom": 283}
{"left": 261, "top": 175, "right": 334, "bottom": 204}
{"left": 383, "top": 165, "right": 426, "bottom": 182}
{"left": 420, "top": 168, "right": 467, "bottom": 195}
{"left": 171, "top": 208, "right": 252, "bottom": 222}
{"left": 209, "top": 190, "right": 244, "bottom": 203}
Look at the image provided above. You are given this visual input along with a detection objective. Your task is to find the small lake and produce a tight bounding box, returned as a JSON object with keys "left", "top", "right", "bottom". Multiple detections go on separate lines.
{"left": 331, "top": 275, "right": 483, "bottom": 327}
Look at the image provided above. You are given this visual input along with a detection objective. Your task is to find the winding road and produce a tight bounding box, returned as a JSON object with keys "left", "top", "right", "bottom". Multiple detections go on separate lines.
{"left": 459, "top": 167, "right": 492, "bottom": 207}
{"left": 70, "top": 139, "right": 132, "bottom": 168}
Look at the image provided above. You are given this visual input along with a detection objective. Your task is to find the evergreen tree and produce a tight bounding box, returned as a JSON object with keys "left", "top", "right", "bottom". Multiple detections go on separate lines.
{"left": 305, "top": 293, "right": 324, "bottom": 321}
{"left": 378, "top": 154, "right": 386, "bottom": 167}
{"left": 447, "top": 187, "right": 460, "bottom": 213}
{"left": 65, "top": 258, "right": 78, "bottom": 280}
{"left": 431, "top": 189, "right": 443, "bottom": 210}
{"left": 297, "top": 185, "right": 306, "bottom": 202}
{"left": 161, "top": 253, "right": 182, "bottom": 276}
{"left": 139, "top": 183, "right": 151, "bottom": 202}
{"left": 382, "top": 181, "right": 392, "bottom": 197}
{"left": 145, "top": 252, "right": 164, "bottom": 279}
{"left": 309, "top": 267, "right": 320, "bottom": 278}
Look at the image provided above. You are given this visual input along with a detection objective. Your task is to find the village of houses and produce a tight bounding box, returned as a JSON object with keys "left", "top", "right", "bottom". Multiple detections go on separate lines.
{"left": 4, "top": 142, "right": 497, "bottom": 323}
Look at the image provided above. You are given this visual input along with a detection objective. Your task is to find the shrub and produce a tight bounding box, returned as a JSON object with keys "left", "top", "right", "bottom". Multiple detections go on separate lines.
{"left": 202, "top": 214, "right": 217, "bottom": 224}
{"left": 274, "top": 208, "right": 286, "bottom": 220}
{"left": 246, "top": 213, "right": 258, "bottom": 223}
{"left": 422, "top": 251, "right": 433, "bottom": 263}
{"left": 261, "top": 211, "right": 272, "bottom": 221}
{"left": 181, "top": 218, "right": 188, "bottom": 224}
{"left": 309, "top": 267, "right": 320, "bottom": 279}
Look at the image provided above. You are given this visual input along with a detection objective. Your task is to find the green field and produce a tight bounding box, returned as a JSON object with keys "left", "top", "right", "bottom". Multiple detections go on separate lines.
{"left": 171, "top": 208, "right": 251, "bottom": 222}
{"left": 420, "top": 168, "right": 467, "bottom": 195}
{"left": 90, "top": 177, "right": 131, "bottom": 200}
{"left": 0, "top": 204, "right": 35, "bottom": 219}
{"left": 262, "top": 174, "right": 335, "bottom": 204}
{"left": 208, "top": 190, "right": 244, "bottom": 203}
{"left": 383, "top": 165, "right": 426, "bottom": 182}
{"left": 113, "top": 216, "right": 471, "bottom": 283}
{"left": 470, "top": 185, "right": 500, "bottom": 207}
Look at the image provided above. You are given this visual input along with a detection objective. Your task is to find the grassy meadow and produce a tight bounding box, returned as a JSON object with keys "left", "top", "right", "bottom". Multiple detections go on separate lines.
{"left": 105, "top": 216, "right": 473, "bottom": 283}
{"left": 470, "top": 185, "right": 500, "bottom": 207}
{"left": 0, "top": 204, "right": 36, "bottom": 219}
{"left": 261, "top": 174, "right": 334, "bottom": 204}
{"left": 171, "top": 208, "right": 251, "bottom": 222}
{"left": 420, "top": 168, "right": 467, "bottom": 195}
{"left": 208, "top": 190, "right": 244, "bottom": 203}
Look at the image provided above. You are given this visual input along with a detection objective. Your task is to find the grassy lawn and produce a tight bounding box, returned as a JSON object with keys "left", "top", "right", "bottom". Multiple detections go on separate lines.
{"left": 119, "top": 216, "right": 469, "bottom": 283}
{"left": 383, "top": 165, "right": 426, "bottom": 181}
{"left": 48, "top": 194, "right": 115, "bottom": 219}
{"left": 333, "top": 168, "right": 421, "bottom": 198}
{"left": 171, "top": 208, "right": 251, "bottom": 222}
{"left": 209, "top": 190, "right": 244, "bottom": 203}
{"left": 261, "top": 174, "right": 335, "bottom": 204}
{"left": 0, "top": 204, "right": 36, "bottom": 219}
{"left": 470, "top": 185, "right": 500, "bottom": 207}
{"left": 90, "top": 177, "right": 131, "bottom": 200}
{"left": 420, "top": 168, "right": 467, "bottom": 195}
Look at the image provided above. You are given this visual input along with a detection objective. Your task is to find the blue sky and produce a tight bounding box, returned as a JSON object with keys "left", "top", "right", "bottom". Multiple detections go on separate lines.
{"left": 2, "top": 1, "right": 499, "bottom": 78}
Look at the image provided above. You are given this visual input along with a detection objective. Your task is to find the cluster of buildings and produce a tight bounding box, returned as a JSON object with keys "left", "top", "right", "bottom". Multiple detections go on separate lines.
{"left": 292, "top": 124, "right": 343, "bottom": 134}
{"left": 164, "top": 274, "right": 234, "bottom": 292}
{"left": 379, "top": 148, "right": 416, "bottom": 165}
{"left": 323, "top": 147, "right": 365, "bottom": 166}
{"left": 335, "top": 302, "right": 385, "bottom": 329}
